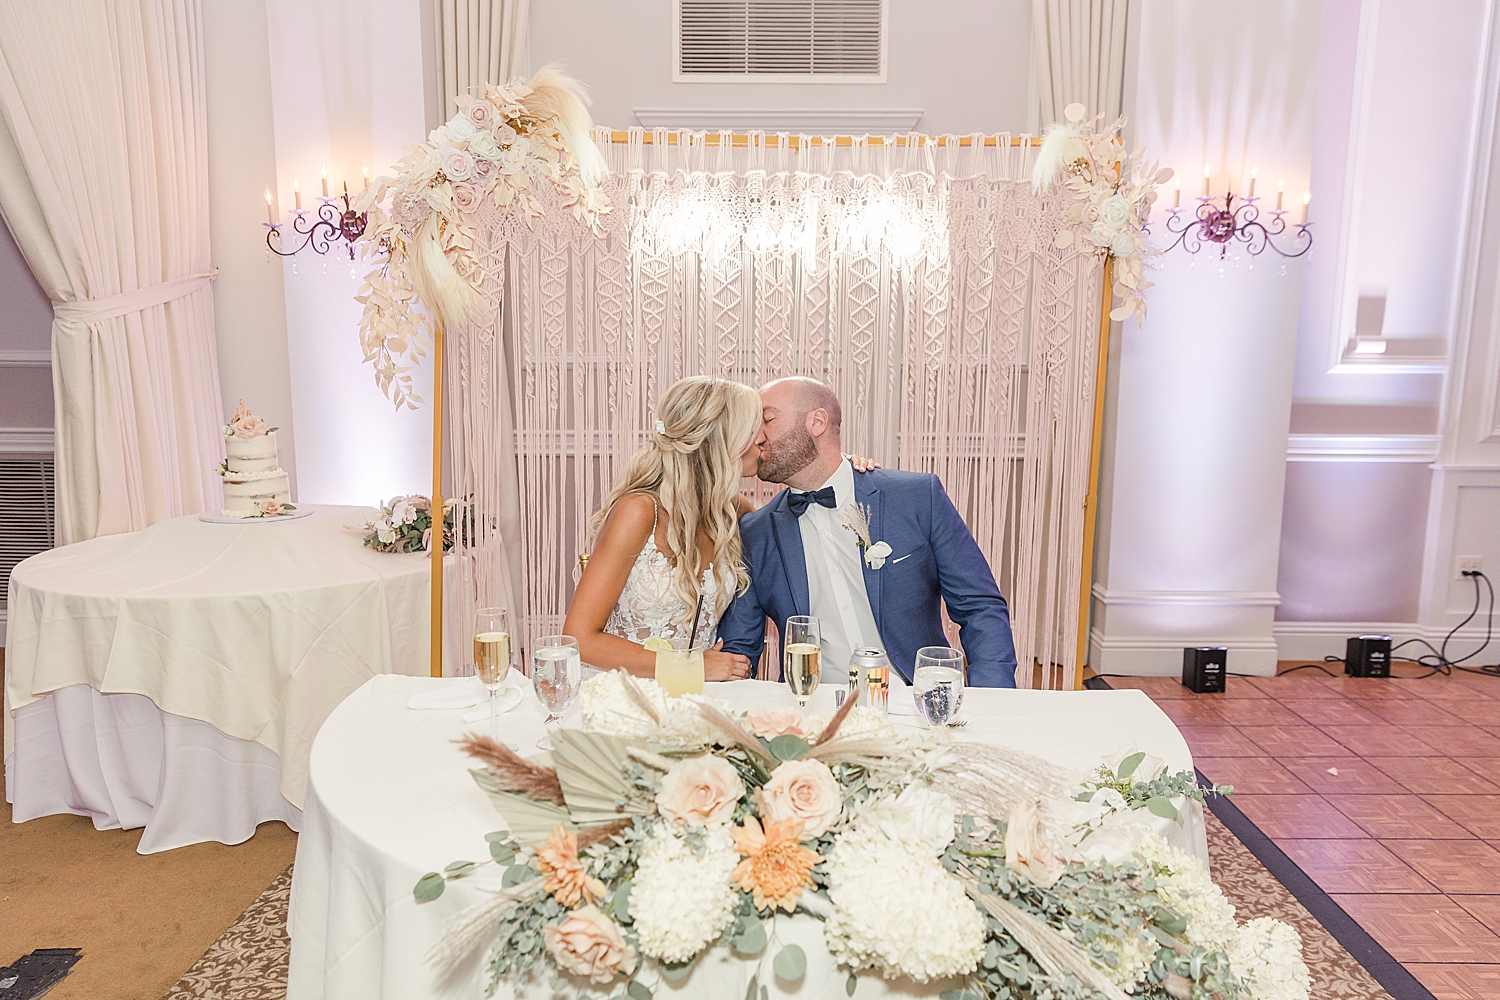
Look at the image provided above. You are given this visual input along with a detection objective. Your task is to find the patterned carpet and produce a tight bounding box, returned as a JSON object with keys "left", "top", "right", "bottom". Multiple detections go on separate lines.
{"left": 161, "top": 812, "right": 1389, "bottom": 999}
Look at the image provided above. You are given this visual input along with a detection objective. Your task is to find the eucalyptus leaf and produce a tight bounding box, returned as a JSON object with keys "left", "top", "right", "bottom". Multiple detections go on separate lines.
{"left": 627, "top": 981, "right": 653, "bottom": 999}
{"left": 613, "top": 879, "right": 633, "bottom": 922}
{"left": 1145, "top": 795, "right": 1180, "bottom": 820}
{"left": 848, "top": 973, "right": 859, "bottom": 995}
{"left": 1155, "top": 907, "right": 1188, "bottom": 937}
{"left": 760, "top": 986, "right": 767, "bottom": 1000}
{"left": 483, "top": 830, "right": 512, "bottom": 843}
{"left": 489, "top": 841, "right": 516, "bottom": 864}
{"left": 732, "top": 919, "right": 767, "bottom": 955}
{"left": 745, "top": 974, "right": 758, "bottom": 1000}
{"left": 502, "top": 864, "right": 537, "bottom": 888}
{"left": 444, "top": 860, "right": 476, "bottom": 875}
{"left": 413, "top": 872, "right": 445, "bottom": 902}
{"left": 1117, "top": 751, "right": 1146, "bottom": 780}
{"left": 660, "top": 957, "right": 695, "bottom": 982}
{"left": 768, "top": 734, "right": 811, "bottom": 761}
{"left": 773, "top": 944, "right": 806, "bottom": 981}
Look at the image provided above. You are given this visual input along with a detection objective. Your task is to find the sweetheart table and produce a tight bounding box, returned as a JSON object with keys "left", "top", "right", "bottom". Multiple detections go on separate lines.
{"left": 286, "top": 675, "right": 1204, "bottom": 1000}
{"left": 4, "top": 505, "right": 453, "bottom": 853}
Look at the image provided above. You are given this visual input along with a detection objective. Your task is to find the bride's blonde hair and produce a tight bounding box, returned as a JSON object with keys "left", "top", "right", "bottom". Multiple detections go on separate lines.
{"left": 590, "top": 376, "right": 759, "bottom": 621}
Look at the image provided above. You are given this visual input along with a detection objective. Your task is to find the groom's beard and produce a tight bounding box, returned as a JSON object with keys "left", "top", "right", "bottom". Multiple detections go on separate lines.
{"left": 757, "top": 425, "right": 818, "bottom": 484}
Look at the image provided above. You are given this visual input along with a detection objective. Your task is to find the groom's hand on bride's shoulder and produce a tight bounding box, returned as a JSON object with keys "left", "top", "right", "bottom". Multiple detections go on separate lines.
{"left": 846, "top": 453, "right": 882, "bottom": 473}
{"left": 703, "top": 639, "right": 752, "bottom": 682}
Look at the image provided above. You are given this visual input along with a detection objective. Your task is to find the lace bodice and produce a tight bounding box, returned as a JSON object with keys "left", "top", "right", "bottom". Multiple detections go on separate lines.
{"left": 604, "top": 528, "right": 723, "bottom": 646}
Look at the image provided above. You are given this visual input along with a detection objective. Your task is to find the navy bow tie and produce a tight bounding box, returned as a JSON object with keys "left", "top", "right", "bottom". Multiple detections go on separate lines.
{"left": 788, "top": 485, "right": 838, "bottom": 517}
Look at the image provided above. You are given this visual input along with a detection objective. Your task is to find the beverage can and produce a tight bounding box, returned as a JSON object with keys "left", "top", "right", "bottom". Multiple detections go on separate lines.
{"left": 848, "top": 647, "right": 889, "bottom": 714}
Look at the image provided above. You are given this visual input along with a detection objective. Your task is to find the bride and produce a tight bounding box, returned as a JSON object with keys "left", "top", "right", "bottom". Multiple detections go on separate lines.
{"left": 564, "top": 376, "right": 760, "bottom": 680}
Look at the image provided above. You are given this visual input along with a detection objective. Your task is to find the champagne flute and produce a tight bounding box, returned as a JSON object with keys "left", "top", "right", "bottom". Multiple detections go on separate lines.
{"left": 783, "top": 615, "right": 821, "bottom": 708}
{"left": 474, "top": 607, "right": 514, "bottom": 748}
{"left": 533, "top": 635, "right": 581, "bottom": 750}
{"left": 912, "top": 646, "right": 965, "bottom": 727}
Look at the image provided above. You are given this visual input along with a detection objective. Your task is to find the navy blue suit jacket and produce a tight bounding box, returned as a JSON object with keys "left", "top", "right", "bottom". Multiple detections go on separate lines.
{"left": 718, "top": 468, "right": 1018, "bottom": 687}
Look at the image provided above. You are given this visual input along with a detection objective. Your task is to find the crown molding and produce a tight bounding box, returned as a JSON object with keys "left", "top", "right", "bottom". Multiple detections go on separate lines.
{"left": 1090, "top": 585, "right": 1281, "bottom": 607}
{"left": 632, "top": 107, "right": 926, "bottom": 132}
{"left": 1286, "top": 433, "right": 1443, "bottom": 462}
{"left": 0, "top": 349, "right": 50, "bottom": 367}
{"left": 0, "top": 427, "right": 54, "bottom": 452}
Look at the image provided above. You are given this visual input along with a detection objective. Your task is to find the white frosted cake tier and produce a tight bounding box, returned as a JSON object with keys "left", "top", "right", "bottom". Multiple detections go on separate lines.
{"left": 221, "top": 471, "right": 292, "bottom": 517}
{"left": 226, "top": 432, "right": 280, "bottom": 473}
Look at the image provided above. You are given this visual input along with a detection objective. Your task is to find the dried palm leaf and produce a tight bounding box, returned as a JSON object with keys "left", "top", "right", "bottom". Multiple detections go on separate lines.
{"left": 469, "top": 770, "right": 575, "bottom": 845}
{"left": 928, "top": 742, "right": 1072, "bottom": 820}
{"left": 456, "top": 732, "right": 565, "bottom": 805}
{"left": 550, "top": 729, "right": 657, "bottom": 824}
{"left": 957, "top": 872, "right": 1130, "bottom": 1000}
{"left": 576, "top": 817, "right": 633, "bottom": 850}
{"left": 613, "top": 668, "right": 663, "bottom": 726}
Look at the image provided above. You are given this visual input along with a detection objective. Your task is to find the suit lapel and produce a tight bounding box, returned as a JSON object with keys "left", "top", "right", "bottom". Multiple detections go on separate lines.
{"left": 856, "top": 475, "right": 883, "bottom": 629}
{"left": 769, "top": 493, "right": 810, "bottom": 617}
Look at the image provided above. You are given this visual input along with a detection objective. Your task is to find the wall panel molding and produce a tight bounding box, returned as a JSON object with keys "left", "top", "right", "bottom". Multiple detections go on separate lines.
{"left": 0, "top": 427, "right": 53, "bottom": 452}
{"left": 1091, "top": 585, "right": 1281, "bottom": 607}
{"left": 1286, "top": 433, "right": 1442, "bottom": 462}
{"left": 0, "top": 349, "right": 49, "bottom": 367}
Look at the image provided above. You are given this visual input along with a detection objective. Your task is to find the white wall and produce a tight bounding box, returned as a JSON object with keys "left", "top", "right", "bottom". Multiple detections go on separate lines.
{"left": 203, "top": 0, "right": 300, "bottom": 494}
{"left": 529, "top": 0, "right": 1034, "bottom": 134}
{"left": 0, "top": 223, "right": 52, "bottom": 433}
{"left": 263, "top": 0, "right": 435, "bottom": 506}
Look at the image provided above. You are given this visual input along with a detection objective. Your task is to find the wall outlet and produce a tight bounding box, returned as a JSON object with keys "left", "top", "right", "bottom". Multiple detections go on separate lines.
{"left": 1456, "top": 555, "right": 1485, "bottom": 579}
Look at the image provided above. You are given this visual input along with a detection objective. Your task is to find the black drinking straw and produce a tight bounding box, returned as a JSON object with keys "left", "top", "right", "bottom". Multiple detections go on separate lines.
{"left": 688, "top": 592, "right": 705, "bottom": 648}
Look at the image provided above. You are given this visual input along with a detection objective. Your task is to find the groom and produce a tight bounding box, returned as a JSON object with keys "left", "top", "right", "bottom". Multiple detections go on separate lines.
{"left": 718, "top": 377, "right": 1018, "bottom": 687}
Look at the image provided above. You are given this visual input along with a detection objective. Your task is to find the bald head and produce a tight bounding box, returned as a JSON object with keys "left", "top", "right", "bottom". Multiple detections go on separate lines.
{"left": 761, "top": 377, "right": 842, "bottom": 432}
{"left": 755, "top": 377, "right": 844, "bottom": 489}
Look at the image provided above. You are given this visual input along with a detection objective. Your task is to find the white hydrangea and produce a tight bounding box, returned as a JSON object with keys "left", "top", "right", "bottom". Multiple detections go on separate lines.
{"left": 822, "top": 793, "right": 984, "bottom": 982}
{"left": 629, "top": 823, "right": 738, "bottom": 962}
{"left": 1132, "top": 834, "right": 1238, "bottom": 952}
{"left": 578, "top": 670, "right": 667, "bottom": 741}
{"left": 1229, "top": 918, "right": 1311, "bottom": 1000}
{"left": 657, "top": 695, "right": 719, "bottom": 749}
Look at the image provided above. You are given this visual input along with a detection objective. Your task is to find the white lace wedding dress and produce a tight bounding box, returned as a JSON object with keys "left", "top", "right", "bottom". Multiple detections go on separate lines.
{"left": 603, "top": 502, "right": 725, "bottom": 647}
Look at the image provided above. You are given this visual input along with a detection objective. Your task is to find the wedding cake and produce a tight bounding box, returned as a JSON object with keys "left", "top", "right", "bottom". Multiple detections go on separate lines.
{"left": 218, "top": 401, "right": 294, "bottom": 517}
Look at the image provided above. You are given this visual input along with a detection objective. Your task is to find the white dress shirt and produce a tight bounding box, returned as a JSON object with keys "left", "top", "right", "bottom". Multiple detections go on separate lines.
{"left": 793, "top": 459, "right": 884, "bottom": 683}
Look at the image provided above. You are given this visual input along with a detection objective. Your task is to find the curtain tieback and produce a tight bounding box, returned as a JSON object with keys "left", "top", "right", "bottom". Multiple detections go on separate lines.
{"left": 53, "top": 268, "right": 218, "bottom": 325}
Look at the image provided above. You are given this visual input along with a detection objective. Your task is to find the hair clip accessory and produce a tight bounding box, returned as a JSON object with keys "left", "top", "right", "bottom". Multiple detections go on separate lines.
{"left": 654, "top": 419, "right": 666, "bottom": 435}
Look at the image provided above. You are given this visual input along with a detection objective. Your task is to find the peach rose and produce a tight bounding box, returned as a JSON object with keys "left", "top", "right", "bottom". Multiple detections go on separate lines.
{"left": 1004, "top": 802, "right": 1068, "bottom": 888}
{"left": 758, "top": 759, "right": 841, "bottom": 839}
{"left": 543, "top": 905, "right": 637, "bottom": 984}
{"left": 232, "top": 413, "right": 269, "bottom": 439}
{"left": 656, "top": 754, "right": 743, "bottom": 829}
{"left": 744, "top": 706, "right": 805, "bottom": 739}
{"left": 257, "top": 499, "right": 283, "bottom": 517}
{"left": 451, "top": 182, "right": 480, "bottom": 213}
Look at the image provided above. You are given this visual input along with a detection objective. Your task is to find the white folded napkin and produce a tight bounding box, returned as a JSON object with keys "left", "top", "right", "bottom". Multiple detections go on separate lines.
{"left": 406, "top": 669, "right": 525, "bottom": 711}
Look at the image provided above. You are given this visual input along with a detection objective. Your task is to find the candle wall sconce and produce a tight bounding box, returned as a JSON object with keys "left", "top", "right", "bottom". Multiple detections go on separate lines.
{"left": 1163, "top": 168, "right": 1312, "bottom": 259}
{"left": 265, "top": 185, "right": 367, "bottom": 260}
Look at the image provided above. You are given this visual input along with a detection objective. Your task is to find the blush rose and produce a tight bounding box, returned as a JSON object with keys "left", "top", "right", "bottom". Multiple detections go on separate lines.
{"left": 758, "top": 758, "right": 842, "bottom": 839}
{"left": 542, "top": 905, "right": 637, "bottom": 984}
{"left": 1004, "top": 802, "right": 1068, "bottom": 888}
{"left": 656, "top": 754, "right": 743, "bottom": 829}
{"left": 743, "top": 706, "right": 805, "bottom": 739}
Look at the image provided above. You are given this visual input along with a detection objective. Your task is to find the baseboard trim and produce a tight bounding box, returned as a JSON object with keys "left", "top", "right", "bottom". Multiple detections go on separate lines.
{"left": 1272, "top": 620, "right": 1497, "bottom": 661}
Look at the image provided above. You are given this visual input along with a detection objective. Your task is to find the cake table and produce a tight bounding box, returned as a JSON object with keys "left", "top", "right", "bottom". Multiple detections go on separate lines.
{"left": 4, "top": 505, "right": 455, "bottom": 853}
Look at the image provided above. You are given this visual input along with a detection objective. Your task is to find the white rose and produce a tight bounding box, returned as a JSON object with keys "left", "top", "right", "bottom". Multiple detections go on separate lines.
{"left": 1004, "top": 802, "right": 1068, "bottom": 888}
{"left": 870, "top": 783, "right": 955, "bottom": 856}
{"left": 468, "top": 130, "right": 500, "bottom": 160}
{"left": 1095, "top": 193, "right": 1132, "bottom": 234}
{"left": 865, "top": 540, "right": 893, "bottom": 569}
{"left": 1111, "top": 232, "right": 1137, "bottom": 258}
{"left": 445, "top": 114, "right": 476, "bottom": 142}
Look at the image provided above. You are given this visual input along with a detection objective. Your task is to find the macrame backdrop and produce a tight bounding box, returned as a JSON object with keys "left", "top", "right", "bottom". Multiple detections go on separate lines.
{"left": 444, "top": 128, "right": 1103, "bottom": 690}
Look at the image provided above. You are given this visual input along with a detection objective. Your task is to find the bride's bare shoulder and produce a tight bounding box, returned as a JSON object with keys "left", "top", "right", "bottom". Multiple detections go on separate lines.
{"left": 597, "top": 492, "right": 657, "bottom": 546}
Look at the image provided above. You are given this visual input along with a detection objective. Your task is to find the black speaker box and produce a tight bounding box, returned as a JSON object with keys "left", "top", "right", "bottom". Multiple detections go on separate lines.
{"left": 1345, "top": 634, "right": 1392, "bottom": 677}
{"left": 1182, "top": 646, "right": 1227, "bottom": 693}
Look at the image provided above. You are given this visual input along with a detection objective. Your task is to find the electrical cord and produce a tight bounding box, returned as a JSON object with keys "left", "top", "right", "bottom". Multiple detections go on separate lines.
{"left": 1320, "top": 570, "right": 1498, "bottom": 679}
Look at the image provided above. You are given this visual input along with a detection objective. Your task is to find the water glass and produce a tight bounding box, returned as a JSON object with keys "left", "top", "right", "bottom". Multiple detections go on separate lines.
{"left": 912, "top": 646, "right": 965, "bottom": 727}
{"left": 532, "top": 634, "right": 581, "bottom": 749}
{"left": 474, "top": 607, "right": 514, "bottom": 748}
{"left": 783, "top": 615, "right": 822, "bottom": 707}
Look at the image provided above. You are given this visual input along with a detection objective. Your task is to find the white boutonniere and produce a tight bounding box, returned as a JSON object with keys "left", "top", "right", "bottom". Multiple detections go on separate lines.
{"left": 838, "top": 503, "right": 892, "bottom": 569}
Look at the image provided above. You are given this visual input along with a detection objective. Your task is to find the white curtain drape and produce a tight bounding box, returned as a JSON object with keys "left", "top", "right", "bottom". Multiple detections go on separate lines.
{"left": 0, "top": 0, "right": 223, "bottom": 545}
{"left": 435, "top": 0, "right": 530, "bottom": 121}
{"left": 1032, "top": 0, "right": 1131, "bottom": 124}
{"left": 445, "top": 130, "right": 1104, "bottom": 690}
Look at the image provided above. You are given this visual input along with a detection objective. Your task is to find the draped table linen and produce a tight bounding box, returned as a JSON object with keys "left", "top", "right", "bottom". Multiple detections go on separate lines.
{"left": 5, "top": 505, "right": 449, "bottom": 851}
{"left": 287, "top": 676, "right": 1205, "bottom": 1000}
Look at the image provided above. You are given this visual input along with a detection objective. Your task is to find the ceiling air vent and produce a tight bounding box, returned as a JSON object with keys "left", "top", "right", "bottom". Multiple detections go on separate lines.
{"left": 678, "top": 0, "right": 884, "bottom": 80}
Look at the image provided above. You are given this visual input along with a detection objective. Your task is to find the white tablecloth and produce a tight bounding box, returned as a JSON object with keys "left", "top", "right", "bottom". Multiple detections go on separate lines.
{"left": 5, "top": 505, "right": 450, "bottom": 850}
{"left": 287, "top": 676, "right": 1205, "bottom": 1000}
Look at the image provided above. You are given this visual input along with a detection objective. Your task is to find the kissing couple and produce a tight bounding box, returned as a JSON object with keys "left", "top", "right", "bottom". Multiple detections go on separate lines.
{"left": 563, "top": 375, "right": 1019, "bottom": 689}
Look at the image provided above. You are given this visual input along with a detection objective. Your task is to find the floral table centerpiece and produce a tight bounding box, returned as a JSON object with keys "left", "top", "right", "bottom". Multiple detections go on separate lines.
{"left": 351, "top": 494, "right": 473, "bottom": 554}
{"left": 417, "top": 672, "right": 1309, "bottom": 1000}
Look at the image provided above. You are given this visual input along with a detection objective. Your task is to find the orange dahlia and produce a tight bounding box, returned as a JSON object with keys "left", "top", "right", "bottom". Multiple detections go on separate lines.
{"left": 730, "top": 815, "right": 820, "bottom": 913}
{"left": 536, "top": 826, "right": 606, "bottom": 908}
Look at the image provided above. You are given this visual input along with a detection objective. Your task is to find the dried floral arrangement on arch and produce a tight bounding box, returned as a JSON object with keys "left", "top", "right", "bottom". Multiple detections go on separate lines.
{"left": 354, "top": 67, "right": 612, "bottom": 409}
